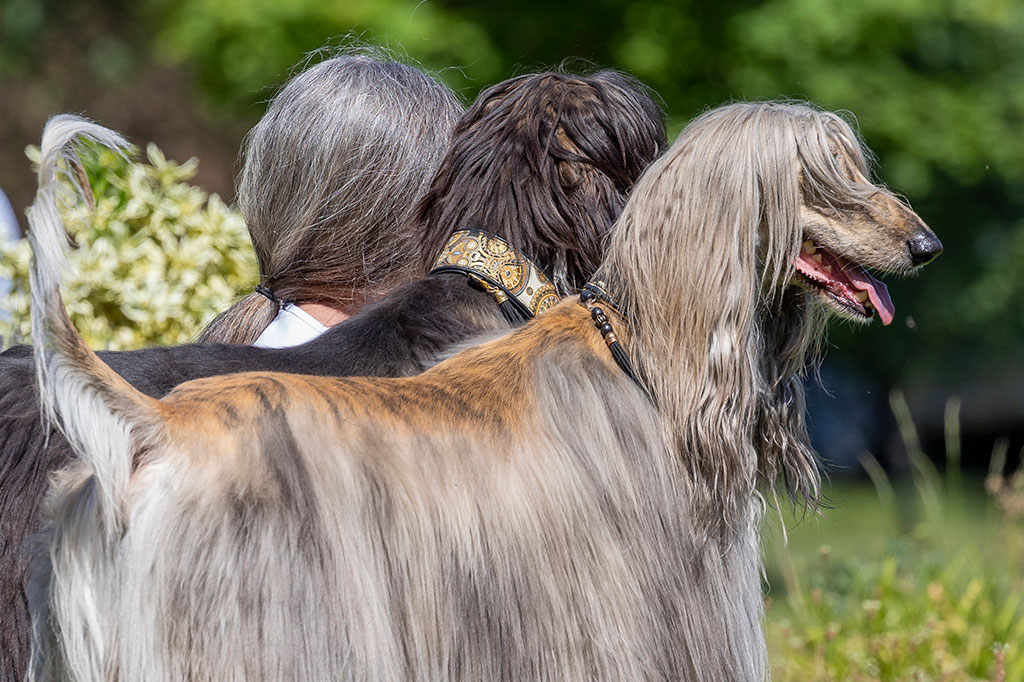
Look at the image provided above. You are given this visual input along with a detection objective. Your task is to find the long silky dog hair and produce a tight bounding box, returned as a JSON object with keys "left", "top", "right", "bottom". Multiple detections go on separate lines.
{"left": 0, "top": 70, "right": 665, "bottom": 682}
{"left": 27, "top": 102, "right": 939, "bottom": 681}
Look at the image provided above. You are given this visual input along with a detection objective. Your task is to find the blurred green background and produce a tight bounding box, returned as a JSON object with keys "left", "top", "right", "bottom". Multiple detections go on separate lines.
{"left": 2, "top": 0, "right": 1023, "bottom": 677}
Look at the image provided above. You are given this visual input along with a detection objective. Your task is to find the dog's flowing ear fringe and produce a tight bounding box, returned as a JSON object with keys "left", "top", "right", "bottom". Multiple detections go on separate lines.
{"left": 27, "top": 115, "right": 162, "bottom": 528}
{"left": 593, "top": 103, "right": 837, "bottom": 540}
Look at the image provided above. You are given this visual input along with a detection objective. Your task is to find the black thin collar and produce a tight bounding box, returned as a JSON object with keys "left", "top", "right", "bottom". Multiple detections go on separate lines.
{"left": 579, "top": 280, "right": 647, "bottom": 392}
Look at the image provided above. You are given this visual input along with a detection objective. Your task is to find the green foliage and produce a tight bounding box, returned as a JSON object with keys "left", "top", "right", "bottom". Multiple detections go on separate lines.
{"left": 0, "top": 144, "right": 256, "bottom": 349}
{"left": 729, "top": 0, "right": 1024, "bottom": 196}
{"left": 148, "top": 0, "right": 504, "bottom": 110}
{"left": 768, "top": 545, "right": 1024, "bottom": 680}
{"left": 766, "top": 397, "right": 1024, "bottom": 681}
{"left": 955, "top": 217, "right": 1024, "bottom": 335}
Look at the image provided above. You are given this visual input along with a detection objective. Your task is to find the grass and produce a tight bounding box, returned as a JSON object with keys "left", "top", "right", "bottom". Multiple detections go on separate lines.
{"left": 764, "top": 392, "right": 1024, "bottom": 681}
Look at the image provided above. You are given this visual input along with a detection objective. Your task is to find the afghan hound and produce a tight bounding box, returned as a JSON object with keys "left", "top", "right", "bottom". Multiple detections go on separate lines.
{"left": 0, "top": 70, "right": 665, "bottom": 680}
{"left": 27, "top": 101, "right": 939, "bottom": 681}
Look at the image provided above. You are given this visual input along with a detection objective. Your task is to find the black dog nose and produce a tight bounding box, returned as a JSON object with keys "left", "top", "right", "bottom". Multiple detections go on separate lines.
{"left": 907, "top": 233, "right": 943, "bottom": 265}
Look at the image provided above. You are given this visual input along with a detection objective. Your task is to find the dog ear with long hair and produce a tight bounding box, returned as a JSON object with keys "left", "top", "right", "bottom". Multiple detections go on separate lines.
{"left": 28, "top": 103, "right": 938, "bottom": 682}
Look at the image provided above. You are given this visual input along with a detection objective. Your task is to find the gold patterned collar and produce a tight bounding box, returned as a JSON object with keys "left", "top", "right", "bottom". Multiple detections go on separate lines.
{"left": 429, "top": 229, "right": 559, "bottom": 319}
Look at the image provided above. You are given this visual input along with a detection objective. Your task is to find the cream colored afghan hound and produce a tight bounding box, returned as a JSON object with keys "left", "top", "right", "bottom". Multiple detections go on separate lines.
{"left": 27, "top": 103, "right": 940, "bottom": 682}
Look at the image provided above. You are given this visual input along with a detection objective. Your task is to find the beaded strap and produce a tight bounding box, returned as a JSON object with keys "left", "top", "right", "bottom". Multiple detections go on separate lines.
{"left": 579, "top": 281, "right": 645, "bottom": 390}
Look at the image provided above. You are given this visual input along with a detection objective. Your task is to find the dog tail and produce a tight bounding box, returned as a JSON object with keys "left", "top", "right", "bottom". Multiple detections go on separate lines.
{"left": 28, "top": 115, "right": 162, "bottom": 528}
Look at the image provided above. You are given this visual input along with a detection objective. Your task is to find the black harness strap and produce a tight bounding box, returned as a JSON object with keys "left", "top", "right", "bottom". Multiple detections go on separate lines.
{"left": 579, "top": 281, "right": 647, "bottom": 393}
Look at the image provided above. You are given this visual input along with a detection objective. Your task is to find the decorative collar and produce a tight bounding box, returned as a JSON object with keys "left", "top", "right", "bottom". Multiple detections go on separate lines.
{"left": 429, "top": 229, "right": 559, "bottom": 319}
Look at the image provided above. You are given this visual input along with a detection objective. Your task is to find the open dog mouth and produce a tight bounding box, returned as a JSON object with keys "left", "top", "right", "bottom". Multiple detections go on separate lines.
{"left": 792, "top": 239, "right": 895, "bottom": 325}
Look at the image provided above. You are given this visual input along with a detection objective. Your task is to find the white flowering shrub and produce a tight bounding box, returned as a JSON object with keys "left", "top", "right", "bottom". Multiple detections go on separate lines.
{"left": 0, "top": 144, "right": 256, "bottom": 349}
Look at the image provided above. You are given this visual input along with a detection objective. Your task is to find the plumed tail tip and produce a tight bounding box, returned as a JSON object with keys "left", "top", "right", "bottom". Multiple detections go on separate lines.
{"left": 28, "top": 115, "right": 132, "bottom": 290}
{"left": 28, "top": 115, "right": 132, "bottom": 289}
{"left": 27, "top": 115, "right": 134, "bottom": 433}
{"left": 36, "top": 114, "right": 131, "bottom": 187}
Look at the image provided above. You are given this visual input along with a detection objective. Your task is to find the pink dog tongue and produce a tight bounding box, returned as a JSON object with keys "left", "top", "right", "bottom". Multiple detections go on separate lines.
{"left": 794, "top": 245, "right": 896, "bottom": 326}
{"left": 848, "top": 267, "right": 895, "bottom": 326}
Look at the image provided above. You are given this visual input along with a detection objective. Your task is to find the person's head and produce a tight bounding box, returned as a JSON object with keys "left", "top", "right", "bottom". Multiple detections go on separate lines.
{"left": 413, "top": 70, "right": 667, "bottom": 296}
{"left": 200, "top": 48, "right": 463, "bottom": 344}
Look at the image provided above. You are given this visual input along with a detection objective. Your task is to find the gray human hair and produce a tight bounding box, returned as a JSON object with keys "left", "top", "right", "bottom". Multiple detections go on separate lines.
{"left": 199, "top": 48, "right": 463, "bottom": 344}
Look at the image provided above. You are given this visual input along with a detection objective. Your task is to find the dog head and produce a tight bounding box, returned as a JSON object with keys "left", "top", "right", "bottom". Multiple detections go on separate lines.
{"left": 792, "top": 114, "right": 941, "bottom": 325}
{"left": 596, "top": 101, "right": 943, "bottom": 523}
{"left": 413, "top": 70, "right": 667, "bottom": 295}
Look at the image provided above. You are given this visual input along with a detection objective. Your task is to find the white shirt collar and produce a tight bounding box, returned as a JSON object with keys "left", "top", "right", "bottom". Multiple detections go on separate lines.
{"left": 253, "top": 302, "right": 328, "bottom": 349}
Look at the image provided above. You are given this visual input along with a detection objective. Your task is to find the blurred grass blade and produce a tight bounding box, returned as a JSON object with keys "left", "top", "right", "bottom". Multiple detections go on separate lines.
{"left": 858, "top": 451, "right": 897, "bottom": 518}
{"left": 989, "top": 438, "right": 1009, "bottom": 479}
{"left": 890, "top": 389, "right": 944, "bottom": 529}
{"left": 945, "top": 396, "right": 963, "bottom": 504}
